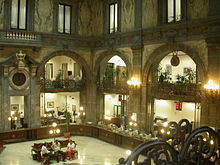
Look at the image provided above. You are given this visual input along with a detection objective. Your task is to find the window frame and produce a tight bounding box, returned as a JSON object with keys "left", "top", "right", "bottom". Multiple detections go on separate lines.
{"left": 11, "top": 0, "right": 28, "bottom": 30}
{"left": 166, "top": 0, "right": 181, "bottom": 23}
{"left": 109, "top": 2, "right": 118, "bottom": 33}
{"left": 4, "top": 0, "right": 34, "bottom": 31}
{"left": 58, "top": 3, "right": 72, "bottom": 34}
{"left": 104, "top": 0, "right": 121, "bottom": 34}
{"left": 158, "top": 0, "right": 187, "bottom": 25}
{"left": 54, "top": 0, "right": 77, "bottom": 35}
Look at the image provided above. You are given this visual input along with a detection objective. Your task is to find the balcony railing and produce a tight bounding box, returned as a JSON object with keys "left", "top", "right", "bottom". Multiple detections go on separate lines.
{"left": 0, "top": 30, "right": 41, "bottom": 42}
{"left": 98, "top": 80, "right": 129, "bottom": 94}
{"left": 41, "top": 79, "right": 85, "bottom": 92}
{"left": 149, "top": 82, "right": 201, "bottom": 101}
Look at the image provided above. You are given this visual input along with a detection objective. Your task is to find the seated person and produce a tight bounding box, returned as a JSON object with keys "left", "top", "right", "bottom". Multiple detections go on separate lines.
{"left": 41, "top": 144, "right": 53, "bottom": 162}
{"left": 66, "top": 140, "right": 77, "bottom": 160}
{"left": 52, "top": 140, "right": 66, "bottom": 162}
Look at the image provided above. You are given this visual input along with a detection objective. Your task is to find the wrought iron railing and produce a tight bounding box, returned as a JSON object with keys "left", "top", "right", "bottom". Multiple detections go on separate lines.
{"left": 118, "top": 119, "right": 220, "bottom": 165}
{"left": 41, "top": 79, "right": 85, "bottom": 91}
{"left": 149, "top": 83, "right": 201, "bottom": 101}
{"left": 98, "top": 80, "right": 129, "bottom": 94}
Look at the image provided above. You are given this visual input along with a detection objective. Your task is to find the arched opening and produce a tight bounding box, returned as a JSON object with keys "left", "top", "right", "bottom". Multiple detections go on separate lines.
{"left": 148, "top": 50, "right": 202, "bottom": 135}
{"left": 40, "top": 55, "right": 84, "bottom": 125}
{"left": 99, "top": 55, "right": 128, "bottom": 128}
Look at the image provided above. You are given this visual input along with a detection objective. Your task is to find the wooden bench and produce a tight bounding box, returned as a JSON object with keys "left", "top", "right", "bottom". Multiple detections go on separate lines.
{"left": 31, "top": 140, "right": 78, "bottom": 163}
{"left": 31, "top": 142, "right": 53, "bottom": 162}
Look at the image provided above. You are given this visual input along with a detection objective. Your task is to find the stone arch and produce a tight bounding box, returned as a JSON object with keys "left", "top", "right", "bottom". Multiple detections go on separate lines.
{"left": 142, "top": 44, "right": 207, "bottom": 85}
{"left": 94, "top": 50, "right": 132, "bottom": 79}
{"left": 37, "top": 50, "right": 91, "bottom": 80}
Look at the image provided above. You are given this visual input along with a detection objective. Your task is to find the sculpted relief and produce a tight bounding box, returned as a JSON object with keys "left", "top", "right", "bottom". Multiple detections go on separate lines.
{"left": 78, "top": 0, "right": 103, "bottom": 36}
{"left": 78, "top": 0, "right": 92, "bottom": 36}
{"left": 121, "top": 0, "right": 135, "bottom": 32}
{"left": 188, "top": 0, "right": 209, "bottom": 19}
{"left": 142, "top": 0, "right": 157, "bottom": 28}
{"left": 35, "top": 0, "right": 53, "bottom": 32}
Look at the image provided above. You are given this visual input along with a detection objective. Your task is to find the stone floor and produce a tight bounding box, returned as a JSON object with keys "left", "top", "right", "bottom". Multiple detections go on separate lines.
{"left": 0, "top": 136, "right": 129, "bottom": 165}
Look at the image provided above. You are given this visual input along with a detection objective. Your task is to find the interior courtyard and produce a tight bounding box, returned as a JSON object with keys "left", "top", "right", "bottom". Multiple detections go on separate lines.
{"left": 0, "top": 0, "right": 220, "bottom": 164}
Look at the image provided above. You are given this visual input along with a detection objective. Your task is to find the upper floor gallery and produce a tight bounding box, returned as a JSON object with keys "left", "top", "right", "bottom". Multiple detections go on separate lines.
{"left": 0, "top": 0, "right": 219, "bottom": 37}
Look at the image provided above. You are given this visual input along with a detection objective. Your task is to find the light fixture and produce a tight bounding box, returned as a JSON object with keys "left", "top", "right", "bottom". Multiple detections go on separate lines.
{"left": 49, "top": 122, "right": 60, "bottom": 141}
{"left": 203, "top": 80, "right": 220, "bottom": 102}
{"left": 127, "top": 77, "right": 141, "bottom": 89}
{"left": 170, "top": 51, "right": 180, "bottom": 66}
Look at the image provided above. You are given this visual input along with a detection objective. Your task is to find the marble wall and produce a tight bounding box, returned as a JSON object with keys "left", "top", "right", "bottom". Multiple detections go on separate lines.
{"left": 0, "top": 0, "right": 4, "bottom": 29}
{"left": 35, "top": 0, "right": 54, "bottom": 32}
{"left": 121, "top": 0, "right": 135, "bottom": 32}
{"left": 142, "top": 0, "right": 158, "bottom": 28}
{"left": 78, "top": 0, "right": 103, "bottom": 36}
{"left": 188, "top": 0, "right": 209, "bottom": 20}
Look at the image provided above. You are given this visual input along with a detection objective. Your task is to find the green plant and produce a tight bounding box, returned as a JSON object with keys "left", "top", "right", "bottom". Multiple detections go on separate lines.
{"left": 176, "top": 74, "right": 187, "bottom": 84}
{"left": 185, "top": 68, "right": 196, "bottom": 83}
{"left": 157, "top": 65, "right": 172, "bottom": 83}
{"left": 55, "top": 69, "right": 63, "bottom": 81}
{"left": 62, "top": 105, "right": 71, "bottom": 132}
{"left": 104, "top": 66, "right": 116, "bottom": 80}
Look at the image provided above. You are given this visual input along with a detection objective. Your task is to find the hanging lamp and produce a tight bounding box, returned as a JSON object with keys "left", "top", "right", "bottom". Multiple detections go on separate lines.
{"left": 170, "top": 51, "right": 180, "bottom": 66}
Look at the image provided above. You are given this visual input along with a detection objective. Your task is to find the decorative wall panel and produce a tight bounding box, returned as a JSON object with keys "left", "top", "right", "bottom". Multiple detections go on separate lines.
{"left": 35, "top": 0, "right": 53, "bottom": 32}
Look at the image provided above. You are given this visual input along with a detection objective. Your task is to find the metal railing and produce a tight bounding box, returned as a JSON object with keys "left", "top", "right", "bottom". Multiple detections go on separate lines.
{"left": 41, "top": 79, "right": 85, "bottom": 91}
{"left": 149, "top": 82, "right": 201, "bottom": 101}
{"left": 119, "top": 119, "right": 220, "bottom": 165}
{"left": 98, "top": 80, "right": 129, "bottom": 94}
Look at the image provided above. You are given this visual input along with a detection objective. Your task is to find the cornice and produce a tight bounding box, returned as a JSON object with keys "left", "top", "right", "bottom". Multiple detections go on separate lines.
{"left": 0, "top": 18, "right": 219, "bottom": 50}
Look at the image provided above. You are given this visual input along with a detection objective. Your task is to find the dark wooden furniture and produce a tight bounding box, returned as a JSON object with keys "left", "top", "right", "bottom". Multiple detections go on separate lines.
{"left": 0, "top": 142, "right": 5, "bottom": 154}
{"left": 0, "top": 124, "right": 145, "bottom": 151}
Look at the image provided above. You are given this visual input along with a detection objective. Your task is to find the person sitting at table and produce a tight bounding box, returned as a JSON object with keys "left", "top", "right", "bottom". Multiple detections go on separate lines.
{"left": 52, "top": 140, "right": 66, "bottom": 162}
{"left": 66, "top": 140, "right": 77, "bottom": 160}
{"left": 41, "top": 144, "right": 53, "bottom": 163}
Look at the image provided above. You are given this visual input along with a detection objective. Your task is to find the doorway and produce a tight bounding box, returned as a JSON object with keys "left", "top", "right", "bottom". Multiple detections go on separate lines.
{"left": 10, "top": 96, "right": 25, "bottom": 129}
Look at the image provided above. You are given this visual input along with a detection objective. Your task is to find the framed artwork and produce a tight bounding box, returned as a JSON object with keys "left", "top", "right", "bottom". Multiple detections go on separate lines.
{"left": 11, "top": 104, "right": 19, "bottom": 111}
{"left": 72, "top": 105, "right": 76, "bottom": 112}
{"left": 183, "top": 67, "right": 191, "bottom": 74}
{"left": 165, "top": 65, "right": 172, "bottom": 74}
{"left": 47, "top": 101, "right": 54, "bottom": 108}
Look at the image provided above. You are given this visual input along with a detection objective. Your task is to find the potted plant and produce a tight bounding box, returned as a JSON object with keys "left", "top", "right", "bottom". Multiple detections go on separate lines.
{"left": 103, "top": 65, "right": 116, "bottom": 86}
{"left": 63, "top": 106, "right": 71, "bottom": 138}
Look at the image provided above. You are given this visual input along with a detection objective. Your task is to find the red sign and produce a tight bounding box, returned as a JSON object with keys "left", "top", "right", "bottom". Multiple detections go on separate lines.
{"left": 118, "top": 95, "right": 122, "bottom": 102}
{"left": 176, "top": 102, "right": 182, "bottom": 111}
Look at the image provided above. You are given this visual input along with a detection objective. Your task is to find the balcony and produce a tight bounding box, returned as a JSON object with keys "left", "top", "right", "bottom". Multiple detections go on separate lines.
{"left": 0, "top": 30, "right": 41, "bottom": 47}
{"left": 149, "top": 82, "right": 201, "bottom": 102}
{"left": 41, "top": 79, "right": 85, "bottom": 92}
{"left": 98, "top": 80, "right": 129, "bottom": 94}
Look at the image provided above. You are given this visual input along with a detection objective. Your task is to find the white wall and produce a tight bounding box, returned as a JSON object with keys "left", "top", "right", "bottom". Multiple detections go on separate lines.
{"left": 104, "top": 94, "right": 122, "bottom": 117}
{"left": 154, "top": 99, "right": 195, "bottom": 122}
{"left": 10, "top": 96, "right": 24, "bottom": 113}
{"left": 40, "top": 92, "right": 80, "bottom": 116}
{"left": 47, "top": 56, "right": 82, "bottom": 79}
{"left": 159, "top": 51, "right": 196, "bottom": 82}
{"left": 108, "top": 55, "right": 126, "bottom": 67}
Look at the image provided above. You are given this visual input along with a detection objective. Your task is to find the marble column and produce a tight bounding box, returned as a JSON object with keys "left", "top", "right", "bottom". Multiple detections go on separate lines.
{"left": 80, "top": 78, "right": 98, "bottom": 123}
{"left": 2, "top": 66, "right": 10, "bottom": 130}
{"left": 128, "top": 46, "right": 143, "bottom": 131}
